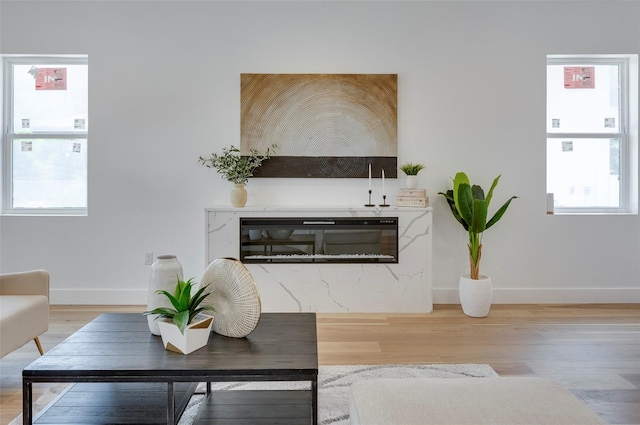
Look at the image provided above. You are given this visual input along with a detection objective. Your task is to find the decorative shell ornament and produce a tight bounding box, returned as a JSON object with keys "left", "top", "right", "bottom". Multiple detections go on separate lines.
{"left": 199, "top": 258, "right": 261, "bottom": 338}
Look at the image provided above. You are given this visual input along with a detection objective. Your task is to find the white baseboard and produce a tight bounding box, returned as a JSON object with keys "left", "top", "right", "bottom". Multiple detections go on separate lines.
{"left": 51, "top": 289, "right": 148, "bottom": 305}
{"left": 51, "top": 288, "right": 640, "bottom": 306}
{"left": 433, "top": 288, "right": 640, "bottom": 304}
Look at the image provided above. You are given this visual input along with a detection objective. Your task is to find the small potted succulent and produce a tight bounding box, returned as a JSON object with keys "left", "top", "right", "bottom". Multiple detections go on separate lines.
{"left": 143, "top": 277, "right": 215, "bottom": 354}
{"left": 198, "top": 144, "right": 276, "bottom": 207}
{"left": 399, "top": 163, "right": 425, "bottom": 188}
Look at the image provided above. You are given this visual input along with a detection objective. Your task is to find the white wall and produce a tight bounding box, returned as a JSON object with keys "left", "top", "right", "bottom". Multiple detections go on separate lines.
{"left": 1, "top": 1, "right": 638, "bottom": 305}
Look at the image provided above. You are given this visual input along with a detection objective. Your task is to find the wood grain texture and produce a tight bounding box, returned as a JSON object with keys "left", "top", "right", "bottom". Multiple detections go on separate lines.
{"left": 31, "top": 382, "right": 196, "bottom": 425}
{"left": 1, "top": 304, "right": 638, "bottom": 425}
{"left": 194, "top": 390, "right": 312, "bottom": 425}
{"left": 17, "top": 312, "right": 317, "bottom": 425}
{"left": 241, "top": 74, "right": 398, "bottom": 179}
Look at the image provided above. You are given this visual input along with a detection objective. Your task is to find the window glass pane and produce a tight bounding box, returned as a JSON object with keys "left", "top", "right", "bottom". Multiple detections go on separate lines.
{"left": 547, "top": 64, "right": 620, "bottom": 133}
{"left": 12, "top": 63, "right": 88, "bottom": 133}
{"left": 12, "top": 138, "right": 87, "bottom": 208}
{"left": 546, "top": 138, "right": 620, "bottom": 208}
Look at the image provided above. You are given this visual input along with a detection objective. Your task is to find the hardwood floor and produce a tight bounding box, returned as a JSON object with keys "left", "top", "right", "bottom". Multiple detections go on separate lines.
{"left": 1, "top": 304, "right": 638, "bottom": 424}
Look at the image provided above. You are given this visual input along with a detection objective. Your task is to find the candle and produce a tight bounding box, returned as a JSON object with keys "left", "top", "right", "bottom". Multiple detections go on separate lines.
{"left": 368, "top": 163, "right": 372, "bottom": 190}
{"left": 382, "top": 169, "right": 385, "bottom": 196}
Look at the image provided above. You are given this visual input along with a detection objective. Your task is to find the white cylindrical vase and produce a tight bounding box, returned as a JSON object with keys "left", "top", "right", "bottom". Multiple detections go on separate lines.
{"left": 459, "top": 274, "right": 493, "bottom": 318}
{"left": 147, "top": 255, "right": 184, "bottom": 335}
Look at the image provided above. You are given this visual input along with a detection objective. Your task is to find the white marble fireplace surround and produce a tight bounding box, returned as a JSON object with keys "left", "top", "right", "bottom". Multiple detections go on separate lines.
{"left": 206, "top": 207, "right": 433, "bottom": 313}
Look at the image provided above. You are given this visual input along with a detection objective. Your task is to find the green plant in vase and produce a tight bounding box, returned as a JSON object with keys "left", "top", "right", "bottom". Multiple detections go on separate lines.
{"left": 198, "top": 144, "right": 276, "bottom": 207}
{"left": 399, "top": 163, "right": 425, "bottom": 189}
{"left": 438, "top": 172, "right": 517, "bottom": 280}
{"left": 198, "top": 144, "right": 277, "bottom": 185}
{"left": 399, "top": 163, "right": 425, "bottom": 176}
{"left": 143, "top": 277, "right": 215, "bottom": 334}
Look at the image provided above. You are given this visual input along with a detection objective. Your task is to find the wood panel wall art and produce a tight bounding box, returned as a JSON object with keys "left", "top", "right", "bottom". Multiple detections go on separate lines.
{"left": 241, "top": 74, "right": 397, "bottom": 178}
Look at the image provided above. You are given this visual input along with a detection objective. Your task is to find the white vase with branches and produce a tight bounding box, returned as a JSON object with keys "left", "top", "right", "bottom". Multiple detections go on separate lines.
{"left": 198, "top": 144, "right": 276, "bottom": 207}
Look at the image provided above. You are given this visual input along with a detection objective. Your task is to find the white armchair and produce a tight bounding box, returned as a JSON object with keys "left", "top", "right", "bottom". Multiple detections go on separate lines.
{"left": 0, "top": 270, "right": 50, "bottom": 357}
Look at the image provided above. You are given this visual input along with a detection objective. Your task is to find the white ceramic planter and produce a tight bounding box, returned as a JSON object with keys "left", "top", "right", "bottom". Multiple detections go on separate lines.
{"left": 458, "top": 274, "right": 493, "bottom": 318}
{"left": 158, "top": 316, "right": 213, "bottom": 355}
{"left": 405, "top": 175, "right": 418, "bottom": 189}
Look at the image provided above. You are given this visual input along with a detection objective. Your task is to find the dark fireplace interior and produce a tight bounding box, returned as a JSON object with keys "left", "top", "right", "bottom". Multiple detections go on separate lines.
{"left": 240, "top": 217, "right": 398, "bottom": 263}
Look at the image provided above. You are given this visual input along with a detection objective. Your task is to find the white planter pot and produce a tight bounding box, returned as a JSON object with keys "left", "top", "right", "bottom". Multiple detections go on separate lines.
{"left": 158, "top": 316, "right": 213, "bottom": 355}
{"left": 458, "top": 274, "right": 493, "bottom": 318}
{"left": 405, "top": 175, "right": 418, "bottom": 189}
{"left": 147, "top": 255, "right": 184, "bottom": 335}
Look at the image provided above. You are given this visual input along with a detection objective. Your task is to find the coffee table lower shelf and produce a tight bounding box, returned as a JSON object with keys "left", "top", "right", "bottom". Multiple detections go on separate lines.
{"left": 31, "top": 384, "right": 313, "bottom": 425}
{"left": 32, "top": 382, "right": 197, "bottom": 425}
{"left": 193, "top": 390, "right": 312, "bottom": 425}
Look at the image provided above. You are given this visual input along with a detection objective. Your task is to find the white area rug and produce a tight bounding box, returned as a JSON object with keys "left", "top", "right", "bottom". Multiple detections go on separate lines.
{"left": 12, "top": 363, "right": 498, "bottom": 425}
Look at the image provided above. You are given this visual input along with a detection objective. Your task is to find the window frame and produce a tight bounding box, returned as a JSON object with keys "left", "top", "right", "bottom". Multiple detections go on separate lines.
{"left": 546, "top": 55, "right": 635, "bottom": 215}
{"left": 2, "top": 55, "right": 88, "bottom": 216}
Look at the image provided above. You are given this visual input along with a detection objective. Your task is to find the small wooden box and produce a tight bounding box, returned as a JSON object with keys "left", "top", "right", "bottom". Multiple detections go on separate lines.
{"left": 396, "top": 196, "right": 429, "bottom": 207}
{"left": 399, "top": 188, "right": 427, "bottom": 197}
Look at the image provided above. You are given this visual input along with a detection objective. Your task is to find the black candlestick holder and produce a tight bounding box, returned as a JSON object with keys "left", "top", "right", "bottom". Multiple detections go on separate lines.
{"left": 365, "top": 190, "right": 375, "bottom": 207}
{"left": 379, "top": 195, "right": 390, "bottom": 207}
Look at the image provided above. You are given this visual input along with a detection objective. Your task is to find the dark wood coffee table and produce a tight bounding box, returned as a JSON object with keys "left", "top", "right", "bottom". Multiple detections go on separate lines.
{"left": 23, "top": 312, "right": 318, "bottom": 425}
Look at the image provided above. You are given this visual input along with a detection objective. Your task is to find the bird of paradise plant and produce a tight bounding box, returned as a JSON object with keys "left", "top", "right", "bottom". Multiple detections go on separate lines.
{"left": 439, "top": 172, "right": 518, "bottom": 280}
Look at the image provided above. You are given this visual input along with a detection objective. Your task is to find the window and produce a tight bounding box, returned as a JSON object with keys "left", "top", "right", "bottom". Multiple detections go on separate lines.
{"left": 2, "top": 56, "right": 88, "bottom": 215}
{"left": 547, "top": 55, "right": 638, "bottom": 214}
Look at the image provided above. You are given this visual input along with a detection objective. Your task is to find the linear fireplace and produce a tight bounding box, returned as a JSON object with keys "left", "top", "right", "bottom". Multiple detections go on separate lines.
{"left": 240, "top": 217, "right": 398, "bottom": 263}
{"left": 206, "top": 207, "right": 433, "bottom": 313}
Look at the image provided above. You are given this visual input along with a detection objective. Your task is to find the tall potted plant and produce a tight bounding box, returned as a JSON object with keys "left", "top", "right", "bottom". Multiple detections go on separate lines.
{"left": 198, "top": 144, "right": 276, "bottom": 207}
{"left": 439, "top": 172, "right": 517, "bottom": 317}
{"left": 143, "top": 278, "right": 216, "bottom": 354}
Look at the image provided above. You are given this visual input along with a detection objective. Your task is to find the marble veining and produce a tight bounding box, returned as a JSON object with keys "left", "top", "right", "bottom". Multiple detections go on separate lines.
{"left": 206, "top": 207, "right": 433, "bottom": 313}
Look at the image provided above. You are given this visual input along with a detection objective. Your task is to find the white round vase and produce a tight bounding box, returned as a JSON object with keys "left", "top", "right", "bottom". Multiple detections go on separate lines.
{"left": 230, "top": 183, "right": 247, "bottom": 207}
{"left": 147, "top": 255, "right": 184, "bottom": 335}
{"left": 405, "top": 175, "right": 418, "bottom": 189}
{"left": 458, "top": 274, "right": 493, "bottom": 318}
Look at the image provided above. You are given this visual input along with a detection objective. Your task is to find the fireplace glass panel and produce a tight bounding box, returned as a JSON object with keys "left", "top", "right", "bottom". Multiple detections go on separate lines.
{"left": 240, "top": 217, "right": 398, "bottom": 263}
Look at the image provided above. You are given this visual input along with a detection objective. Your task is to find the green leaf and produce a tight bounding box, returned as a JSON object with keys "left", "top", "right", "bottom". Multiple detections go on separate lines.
{"left": 177, "top": 280, "right": 193, "bottom": 310}
{"left": 485, "top": 175, "right": 501, "bottom": 207}
{"left": 452, "top": 172, "right": 470, "bottom": 219}
{"left": 456, "top": 183, "right": 474, "bottom": 226}
{"left": 190, "top": 306, "right": 215, "bottom": 324}
{"left": 438, "top": 190, "right": 468, "bottom": 230}
{"left": 142, "top": 307, "right": 178, "bottom": 318}
{"left": 173, "top": 311, "right": 190, "bottom": 334}
{"left": 486, "top": 196, "right": 519, "bottom": 230}
{"left": 155, "top": 290, "right": 181, "bottom": 311}
{"left": 190, "top": 283, "right": 212, "bottom": 311}
{"left": 471, "top": 185, "right": 485, "bottom": 201}
{"left": 470, "top": 199, "right": 488, "bottom": 234}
